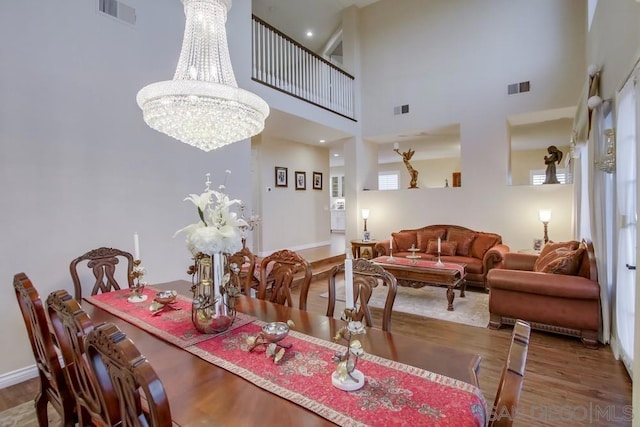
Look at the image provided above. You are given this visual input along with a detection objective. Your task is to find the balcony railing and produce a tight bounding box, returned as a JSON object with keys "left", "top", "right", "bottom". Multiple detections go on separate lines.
{"left": 252, "top": 15, "right": 355, "bottom": 120}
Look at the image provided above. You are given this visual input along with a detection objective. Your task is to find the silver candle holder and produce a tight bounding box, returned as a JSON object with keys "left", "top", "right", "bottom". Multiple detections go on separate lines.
{"left": 331, "top": 308, "right": 366, "bottom": 391}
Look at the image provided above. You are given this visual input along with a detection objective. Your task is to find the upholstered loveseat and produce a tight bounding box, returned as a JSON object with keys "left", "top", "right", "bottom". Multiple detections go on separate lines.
{"left": 486, "top": 239, "right": 600, "bottom": 347}
{"left": 373, "top": 225, "right": 509, "bottom": 289}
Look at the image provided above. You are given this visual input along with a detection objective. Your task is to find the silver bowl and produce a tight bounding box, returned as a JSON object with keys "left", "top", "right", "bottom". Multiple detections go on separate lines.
{"left": 261, "top": 322, "right": 290, "bottom": 343}
{"left": 154, "top": 290, "right": 177, "bottom": 305}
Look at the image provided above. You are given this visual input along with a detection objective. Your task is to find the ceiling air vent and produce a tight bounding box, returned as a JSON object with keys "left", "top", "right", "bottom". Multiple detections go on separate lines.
{"left": 508, "top": 81, "right": 530, "bottom": 95}
{"left": 98, "top": 0, "right": 136, "bottom": 25}
{"left": 393, "top": 104, "right": 409, "bottom": 115}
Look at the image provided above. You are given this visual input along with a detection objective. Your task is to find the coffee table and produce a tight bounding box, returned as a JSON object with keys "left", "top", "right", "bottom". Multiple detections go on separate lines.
{"left": 372, "top": 256, "right": 466, "bottom": 311}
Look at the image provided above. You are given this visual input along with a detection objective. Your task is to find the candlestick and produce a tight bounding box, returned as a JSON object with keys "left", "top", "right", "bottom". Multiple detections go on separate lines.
{"left": 345, "top": 256, "right": 354, "bottom": 309}
{"left": 134, "top": 232, "right": 140, "bottom": 260}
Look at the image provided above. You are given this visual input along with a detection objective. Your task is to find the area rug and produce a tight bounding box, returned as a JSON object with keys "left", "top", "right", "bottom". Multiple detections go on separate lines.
{"left": 320, "top": 280, "right": 490, "bottom": 328}
{"left": 0, "top": 401, "right": 59, "bottom": 427}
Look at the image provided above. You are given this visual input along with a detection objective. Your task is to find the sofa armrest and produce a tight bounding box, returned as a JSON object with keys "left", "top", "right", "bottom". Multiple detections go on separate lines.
{"left": 502, "top": 252, "right": 538, "bottom": 270}
{"left": 374, "top": 240, "right": 390, "bottom": 256}
{"left": 483, "top": 243, "right": 510, "bottom": 271}
{"left": 487, "top": 269, "right": 600, "bottom": 300}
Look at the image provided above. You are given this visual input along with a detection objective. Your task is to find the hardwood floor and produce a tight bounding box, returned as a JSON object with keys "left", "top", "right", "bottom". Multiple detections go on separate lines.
{"left": 1, "top": 238, "right": 631, "bottom": 426}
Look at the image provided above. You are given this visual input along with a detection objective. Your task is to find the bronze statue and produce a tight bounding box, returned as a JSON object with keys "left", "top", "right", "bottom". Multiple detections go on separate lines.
{"left": 394, "top": 147, "right": 419, "bottom": 189}
{"left": 543, "top": 145, "right": 563, "bottom": 184}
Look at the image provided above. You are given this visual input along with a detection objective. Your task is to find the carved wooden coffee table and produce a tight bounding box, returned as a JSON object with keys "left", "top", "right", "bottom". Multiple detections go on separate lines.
{"left": 372, "top": 256, "right": 466, "bottom": 311}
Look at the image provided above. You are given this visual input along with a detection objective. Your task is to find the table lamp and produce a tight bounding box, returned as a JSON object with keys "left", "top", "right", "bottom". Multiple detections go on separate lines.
{"left": 539, "top": 210, "right": 551, "bottom": 244}
{"left": 362, "top": 209, "right": 370, "bottom": 241}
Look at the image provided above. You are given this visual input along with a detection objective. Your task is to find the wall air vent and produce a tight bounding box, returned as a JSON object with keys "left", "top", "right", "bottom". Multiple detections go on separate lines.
{"left": 98, "top": 0, "right": 136, "bottom": 25}
{"left": 508, "top": 81, "right": 531, "bottom": 95}
{"left": 393, "top": 104, "right": 410, "bottom": 115}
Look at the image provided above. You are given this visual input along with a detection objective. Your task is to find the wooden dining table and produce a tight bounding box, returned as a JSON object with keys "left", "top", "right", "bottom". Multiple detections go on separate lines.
{"left": 82, "top": 280, "right": 484, "bottom": 426}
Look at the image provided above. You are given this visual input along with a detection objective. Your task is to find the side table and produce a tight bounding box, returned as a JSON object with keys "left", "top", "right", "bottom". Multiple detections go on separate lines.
{"left": 351, "top": 239, "right": 378, "bottom": 259}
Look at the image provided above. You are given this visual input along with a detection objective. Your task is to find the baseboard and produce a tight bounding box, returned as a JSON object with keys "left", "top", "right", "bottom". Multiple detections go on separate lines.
{"left": 0, "top": 364, "right": 38, "bottom": 389}
{"left": 258, "top": 240, "right": 332, "bottom": 257}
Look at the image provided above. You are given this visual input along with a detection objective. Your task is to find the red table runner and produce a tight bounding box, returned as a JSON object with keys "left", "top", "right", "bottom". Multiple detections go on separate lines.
{"left": 187, "top": 321, "right": 487, "bottom": 426}
{"left": 84, "top": 287, "right": 255, "bottom": 348}
{"left": 372, "top": 256, "right": 465, "bottom": 276}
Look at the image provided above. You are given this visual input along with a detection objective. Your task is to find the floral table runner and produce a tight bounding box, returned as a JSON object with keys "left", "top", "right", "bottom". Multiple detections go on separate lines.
{"left": 84, "top": 287, "right": 255, "bottom": 348}
{"left": 187, "top": 321, "right": 487, "bottom": 427}
{"left": 372, "top": 256, "right": 466, "bottom": 276}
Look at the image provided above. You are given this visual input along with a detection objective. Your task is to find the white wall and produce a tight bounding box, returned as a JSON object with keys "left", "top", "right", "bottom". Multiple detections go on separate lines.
{"left": 0, "top": 0, "right": 253, "bottom": 379}
{"left": 349, "top": 0, "right": 585, "bottom": 250}
{"left": 257, "top": 137, "right": 331, "bottom": 254}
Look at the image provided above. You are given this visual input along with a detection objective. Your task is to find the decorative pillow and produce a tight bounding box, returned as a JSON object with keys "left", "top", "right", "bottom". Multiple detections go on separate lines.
{"left": 470, "top": 234, "right": 500, "bottom": 259}
{"left": 534, "top": 247, "right": 584, "bottom": 275}
{"left": 416, "top": 228, "right": 446, "bottom": 252}
{"left": 535, "top": 241, "right": 580, "bottom": 270}
{"left": 426, "top": 240, "right": 457, "bottom": 256}
{"left": 392, "top": 231, "right": 418, "bottom": 252}
{"left": 446, "top": 229, "right": 477, "bottom": 256}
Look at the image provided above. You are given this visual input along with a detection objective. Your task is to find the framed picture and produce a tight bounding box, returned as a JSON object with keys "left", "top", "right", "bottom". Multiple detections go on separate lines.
{"left": 295, "top": 171, "right": 306, "bottom": 190}
{"left": 275, "top": 166, "right": 288, "bottom": 187}
{"left": 312, "top": 171, "right": 323, "bottom": 190}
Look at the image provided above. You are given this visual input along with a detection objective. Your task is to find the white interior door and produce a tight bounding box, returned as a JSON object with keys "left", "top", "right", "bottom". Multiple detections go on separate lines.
{"left": 614, "top": 75, "right": 638, "bottom": 374}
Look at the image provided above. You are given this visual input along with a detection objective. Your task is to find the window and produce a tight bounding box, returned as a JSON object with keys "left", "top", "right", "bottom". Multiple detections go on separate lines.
{"left": 378, "top": 172, "right": 399, "bottom": 190}
{"left": 530, "top": 168, "right": 569, "bottom": 185}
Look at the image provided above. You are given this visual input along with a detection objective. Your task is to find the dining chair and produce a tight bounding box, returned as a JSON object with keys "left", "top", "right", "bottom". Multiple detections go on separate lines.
{"left": 85, "top": 321, "right": 173, "bottom": 427}
{"left": 489, "top": 319, "right": 531, "bottom": 427}
{"left": 47, "top": 289, "right": 120, "bottom": 426}
{"left": 257, "top": 249, "right": 312, "bottom": 310}
{"left": 12, "top": 273, "right": 76, "bottom": 427}
{"left": 227, "top": 244, "right": 257, "bottom": 296}
{"left": 70, "top": 246, "right": 135, "bottom": 300}
{"left": 326, "top": 258, "right": 398, "bottom": 332}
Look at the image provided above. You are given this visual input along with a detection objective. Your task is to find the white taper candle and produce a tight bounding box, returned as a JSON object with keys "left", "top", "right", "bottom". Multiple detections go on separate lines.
{"left": 345, "top": 257, "right": 354, "bottom": 309}
{"left": 390, "top": 236, "right": 393, "bottom": 250}
{"left": 437, "top": 237, "right": 441, "bottom": 253}
{"left": 134, "top": 232, "right": 140, "bottom": 260}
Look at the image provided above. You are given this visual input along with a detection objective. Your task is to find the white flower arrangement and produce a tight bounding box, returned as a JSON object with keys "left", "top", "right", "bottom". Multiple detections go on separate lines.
{"left": 176, "top": 171, "right": 248, "bottom": 256}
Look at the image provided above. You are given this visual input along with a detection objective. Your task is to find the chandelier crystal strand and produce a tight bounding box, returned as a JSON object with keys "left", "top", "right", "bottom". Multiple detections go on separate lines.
{"left": 137, "top": 0, "right": 269, "bottom": 152}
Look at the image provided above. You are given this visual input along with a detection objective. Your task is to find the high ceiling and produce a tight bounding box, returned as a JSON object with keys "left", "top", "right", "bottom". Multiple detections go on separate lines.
{"left": 252, "top": 0, "right": 576, "bottom": 167}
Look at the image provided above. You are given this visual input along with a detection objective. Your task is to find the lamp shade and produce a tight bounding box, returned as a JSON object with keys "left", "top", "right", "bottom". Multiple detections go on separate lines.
{"left": 137, "top": 0, "right": 269, "bottom": 152}
{"left": 539, "top": 210, "right": 552, "bottom": 223}
{"left": 361, "top": 209, "right": 370, "bottom": 220}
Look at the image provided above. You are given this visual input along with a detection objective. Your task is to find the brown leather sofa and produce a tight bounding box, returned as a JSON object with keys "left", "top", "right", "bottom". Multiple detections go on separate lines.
{"left": 373, "top": 225, "right": 509, "bottom": 289}
{"left": 486, "top": 239, "right": 600, "bottom": 347}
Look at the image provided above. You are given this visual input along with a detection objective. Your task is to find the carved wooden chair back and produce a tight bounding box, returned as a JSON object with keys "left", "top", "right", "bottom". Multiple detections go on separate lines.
{"left": 86, "top": 322, "right": 173, "bottom": 427}
{"left": 489, "top": 320, "right": 531, "bottom": 427}
{"left": 12, "top": 273, "right": 76, "bottom": 427}
{"left": 70, "top": 246, "right": 135, "bottom": 300}
{"left": 47, "top": 289, "right": 120, "bottom": 426}
{"left": 326, "top": 258, "right": 398, "bottom": 332}
{"left": 227, "top": 245, "right": 257, "bottom": 296}
{"left": 257, "top": 249, "right": 312, "bottom": 310}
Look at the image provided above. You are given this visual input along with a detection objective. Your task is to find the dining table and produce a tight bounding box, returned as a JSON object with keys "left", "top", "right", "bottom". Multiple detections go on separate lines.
{"left": 82, "top": 280, "right": 488, "bottom": 426}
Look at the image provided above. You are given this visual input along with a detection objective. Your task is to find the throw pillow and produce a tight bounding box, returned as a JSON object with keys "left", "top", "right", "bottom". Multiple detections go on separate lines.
{"left": 446, "top": 229, "right": 477, "bottom": 256}
{"left": 427, "top": 239, "right": 457, "bottom": 256}
{"left": 470, "top": 233, "right": 500, "bottom": 259}
{"left": 416, "top": 228, "right": 446, "bottom": 251}
{"left": 534, "top": 247, "right": 584, "bottom": 275}
{"left": 392, "top": 231, "right": 418, "bottom": 252}
{"left": 535, "top": 241, "right": 580, "bottom": 271}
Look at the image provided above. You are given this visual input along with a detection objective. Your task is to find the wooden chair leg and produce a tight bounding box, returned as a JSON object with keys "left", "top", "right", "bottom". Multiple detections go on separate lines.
{"left": 35, "top": 391, "right": 49, "bottom": 427}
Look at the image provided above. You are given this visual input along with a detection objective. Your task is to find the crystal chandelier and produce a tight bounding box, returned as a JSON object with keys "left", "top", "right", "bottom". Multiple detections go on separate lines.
{"left": 136, "top": 0, "right": 269, "bottom": 152}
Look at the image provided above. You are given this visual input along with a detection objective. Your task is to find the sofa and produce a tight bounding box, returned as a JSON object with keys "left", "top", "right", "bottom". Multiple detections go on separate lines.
{"left": 373, "top": 225, "right": 509, "bottom": 289}
{"left": 486, "top": 239, "right": 600, "bottom": 347}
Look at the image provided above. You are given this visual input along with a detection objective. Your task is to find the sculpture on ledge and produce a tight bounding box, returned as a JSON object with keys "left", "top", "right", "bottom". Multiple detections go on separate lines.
{"left": 394, "top": 147, "right": 419, "bottom": 189}
{"left": 543, "top": 145, "right": 563, "bottom": 184}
